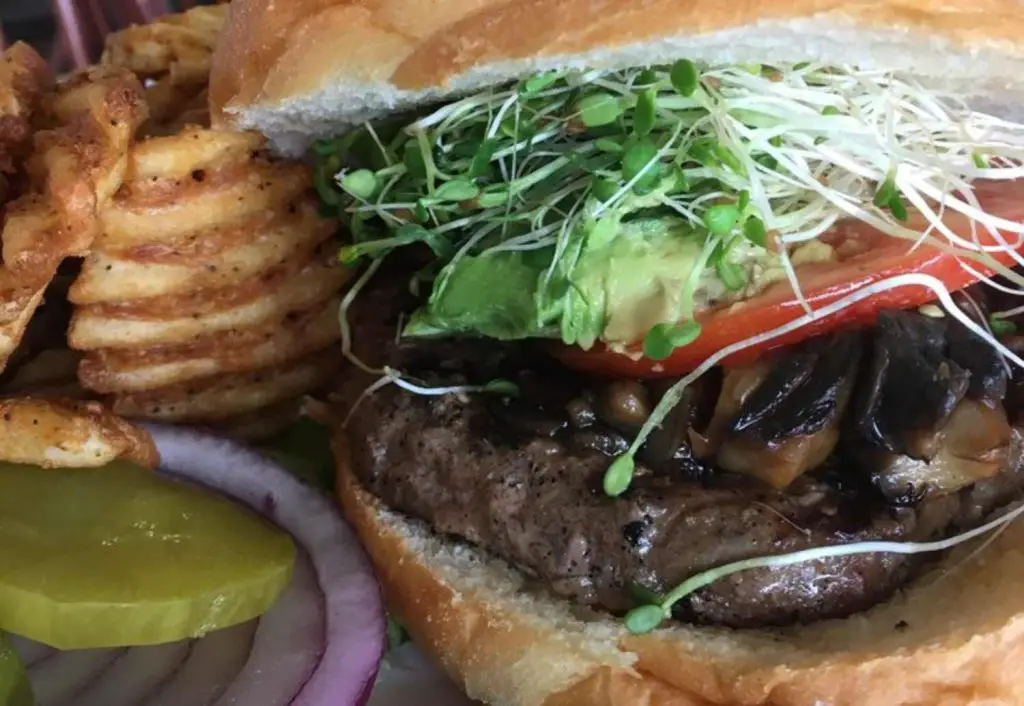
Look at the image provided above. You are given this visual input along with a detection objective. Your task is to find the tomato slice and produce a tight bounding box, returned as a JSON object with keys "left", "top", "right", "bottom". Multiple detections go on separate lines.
{"left": 555, "top": 179, "right": 1024, "bottom": 378}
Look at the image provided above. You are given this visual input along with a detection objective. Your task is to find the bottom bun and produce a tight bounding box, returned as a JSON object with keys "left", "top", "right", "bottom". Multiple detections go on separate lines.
{"left": 334, "top": 431, "right": 1024, "bottom": 706}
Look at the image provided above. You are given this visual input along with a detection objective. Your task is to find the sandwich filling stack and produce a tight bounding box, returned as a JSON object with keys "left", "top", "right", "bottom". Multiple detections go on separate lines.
{"left": 212, "top": 1, "right": 1024, "bottom": 704}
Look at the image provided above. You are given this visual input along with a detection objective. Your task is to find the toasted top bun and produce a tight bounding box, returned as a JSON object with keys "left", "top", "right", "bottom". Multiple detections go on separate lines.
{"left": 209, "top": 0, "right": 1024, "bottom": 156}
{"left": 334, "top": 430, "right": 1024, "bottom": 706}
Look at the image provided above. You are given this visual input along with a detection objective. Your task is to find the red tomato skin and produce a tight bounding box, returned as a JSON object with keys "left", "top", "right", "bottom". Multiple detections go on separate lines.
{"left": 554, "top": 180, "right": 1024, "bottom": 378}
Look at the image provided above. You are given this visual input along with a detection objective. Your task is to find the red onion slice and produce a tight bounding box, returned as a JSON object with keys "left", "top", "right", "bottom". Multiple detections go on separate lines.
{"left": 143, "top": 621, "right": 256, "bottom": 706}
{"left": 68, "top": 641, "right": 190, "bottom": 706}
{"left": 29, "top": 649, "right": 124, "bottom": 705}
{"left": 150, "top": 426, "right": 385, "bottom": 706}
{"left": 213, "top": 550, "right": 324, "bottom": 705}
{"left": 11, "top": 426, "right": 385, "bottom": 706}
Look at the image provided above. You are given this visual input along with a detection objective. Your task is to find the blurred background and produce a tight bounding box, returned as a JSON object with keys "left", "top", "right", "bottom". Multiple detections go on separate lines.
{"left": 0, "top": 0, "right": 217, "bottom": 72}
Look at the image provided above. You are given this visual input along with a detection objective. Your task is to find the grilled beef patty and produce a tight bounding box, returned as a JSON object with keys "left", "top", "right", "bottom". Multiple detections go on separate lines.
{"left": 339, "top": 272, "right": 1024, "bottom": 628}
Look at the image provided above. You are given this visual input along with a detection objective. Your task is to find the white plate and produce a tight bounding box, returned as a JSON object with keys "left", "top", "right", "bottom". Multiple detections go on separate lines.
{"left": 369, "top": 643, "right": 477, "bottom": 706}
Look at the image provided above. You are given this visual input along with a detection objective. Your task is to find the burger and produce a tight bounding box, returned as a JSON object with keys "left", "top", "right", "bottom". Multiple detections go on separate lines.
{"left": 210, "top": 1, "right": 1024, "bottom": 703}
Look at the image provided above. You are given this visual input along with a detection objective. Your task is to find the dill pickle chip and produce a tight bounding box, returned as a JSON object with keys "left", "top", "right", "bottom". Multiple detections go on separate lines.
{"left": 0, "top": 636, "right": 32, "bottom": 706}
{"left": 0, "top": 462, "right": 295, "bottom": 650}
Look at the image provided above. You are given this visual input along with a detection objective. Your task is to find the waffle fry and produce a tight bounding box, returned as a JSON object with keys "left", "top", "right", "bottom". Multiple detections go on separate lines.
{"left": 10, "top": 65, "right": 149, "bottom": 275}
{"left": 0, "top": 47, "right": 62, "bottom": 389}
{"left": 71, "top": 245, "right": 344, "bottom": 347}
{"left": 2, "top": 14, "right": 347, "bottom": 440}
{"left": 0, "top": 57, "right": 146, "bottom": 375}
{"left": 78, "top": 295, "right": 342, "bottom": 393}
{"left": 103, "top": 5, "right": 228, "bottom": 134}
{"left": 102, "top": 5, "right": 227, "bottom": 83}
{"left": 68, "top": 123, "right": 349, "bottom": 438}
{"left": 71, "top": 201, "right": 329, "bottom": 303}
{"left": 0, "top": 42, "right": 51, "bottom": 180}
{"left": 0, "top": 397, "right": 158, "bottom": 469}
{"left": 123, "top": 124, "right": 263, "bottom": 179}
{"left": 110, "top": 353, "right": 338, "bottom": 423}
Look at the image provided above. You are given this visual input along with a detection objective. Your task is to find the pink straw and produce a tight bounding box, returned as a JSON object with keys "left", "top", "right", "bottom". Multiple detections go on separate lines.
{"left": 52, "top": 0, "right": 92, "bottom": 69}
{"left": 2, "top": 0, "right": 181, "bottom": 71}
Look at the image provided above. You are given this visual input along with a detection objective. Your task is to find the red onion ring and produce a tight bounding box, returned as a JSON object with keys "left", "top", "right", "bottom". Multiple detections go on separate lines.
{"left": 70, "top": 641, "right": 190, "bottom": 706}
{"left": 11, "top": 427, "right": 385, "bottom": 706}
{"left": 213, "top": 549, "right": 324, "bottom": 705}
{"left": 143, "top": 621, "right": 257, "bottom": 706}
{"left": 29, "top": 648, "right": 126, "bottom": 705}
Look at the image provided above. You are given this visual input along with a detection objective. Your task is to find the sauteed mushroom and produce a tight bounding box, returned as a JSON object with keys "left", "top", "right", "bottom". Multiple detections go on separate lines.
{"left": 707, "top": 333, "right": 861, "bottom": 488}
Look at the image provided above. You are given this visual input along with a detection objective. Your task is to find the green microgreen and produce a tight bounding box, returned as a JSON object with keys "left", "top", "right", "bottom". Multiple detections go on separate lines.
{"left": 401, "top": 142, "right": 425, "bottom": 178}
{"left": 431, "top": 179, "right": 481, "bottom": 203}
{"left": 624, "top": 604, "right": 667, "bottom": 634}
{"left": 520, "top": 72, "right": 559, "bottom": 95}
{"left": 626, "top": 502, "right": 1024, "bottom": 634}
{"left": 483, "top": 379, "right": 521, "bottom": 397}
{"left": 716, "top": 260, "right": 747, "bottom": 290}
{"left": 687, "top": 138, "right": 717, "bottom": 166}
{"left": 635, "top": 68, "right": 659, "bottom": 88}
{"left": 634, "top": 89, "right": 658, "bottom": 136}
{"left": 871, "top": 170, "right": 910, "bottom": 221}
{"left": 670, "top": 59, "right": 699, "bottom": 97}
{"left": 317, "top": 61, "right": 1024, "bottom": 292}
{"left": 337, "top": 222, "right": 435, "bottom": 264}
{"left": 889, "top": 194, "right": 908, "bottom": 222}
{"left": 712, "top": 143, "right": 745, "bottom": 174}
{"left": 737, "top": 190, "right": 750, "bottom": 213}
{"left": 575, "top": 92, "right": 624, "bottom": 127}
{"left": 591, "top": 177, "right": 620, "bottom": 202}
{"left": 873, "top": 171, "right": 898, "bottom": 209}
{"left": 990, "top": 316, "right": 1017, "bottom": 336}
{"left": 703, "top": 203, "right": 741, "bottom": 236}
{"left": 621, "top": 135, "right": 661, "bottom": 192}
{"left": 595, "top": 137, "right": 624, "bottom": 153}
{"left": 469, "top": 138, "right": 500, "bottom": 178}
{"left": 669, "top": 164, "right": 690, "bottom": 193}
{"left": 603, "top": 454, "right": 635, "bottom": 497}
{"left": 642, "top": 321, "right": 702, "bottom": 361}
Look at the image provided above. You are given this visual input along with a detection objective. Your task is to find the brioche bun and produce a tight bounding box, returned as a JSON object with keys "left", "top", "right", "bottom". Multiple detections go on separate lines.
{"left": 209, "top": 0, "right": 1024, "bottom": 155}
{"left": 333, "top": 429, "right": 1024, "bottom": 706}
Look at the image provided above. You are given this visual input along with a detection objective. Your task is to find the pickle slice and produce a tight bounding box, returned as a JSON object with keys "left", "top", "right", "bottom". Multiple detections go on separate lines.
{"left": 0, "top": 635, "right": 32, "bottom": 706}
{"left": 0, "top": 462, "right": 295, "bottom": 650}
